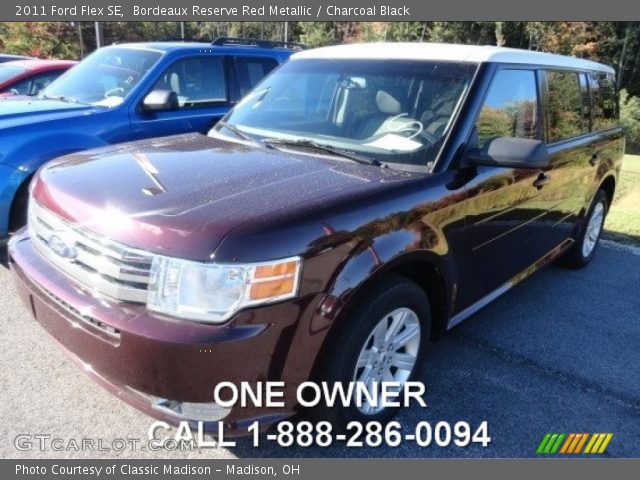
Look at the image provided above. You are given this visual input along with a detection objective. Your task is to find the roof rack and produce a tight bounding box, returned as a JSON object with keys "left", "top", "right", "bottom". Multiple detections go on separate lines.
{"left": 212, "top": 37, "right": 306, "bottom": 50}
{"left": 157, "top": 36, "right": 204, "bottom": 43}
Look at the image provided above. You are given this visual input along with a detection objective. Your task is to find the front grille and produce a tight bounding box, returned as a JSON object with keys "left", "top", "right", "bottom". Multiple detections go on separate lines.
{"left": 28, "top": 200, "right": 153, "bottom": 303}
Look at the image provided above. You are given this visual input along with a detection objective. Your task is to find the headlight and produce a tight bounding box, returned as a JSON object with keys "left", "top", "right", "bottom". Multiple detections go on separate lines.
{"left": 147, "top": 255, "right": 302, "bottom": 323}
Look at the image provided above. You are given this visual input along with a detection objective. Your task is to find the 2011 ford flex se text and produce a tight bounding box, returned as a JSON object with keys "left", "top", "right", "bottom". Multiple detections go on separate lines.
{"left": 9, "top": 43, "right": 623, "bottom": 433}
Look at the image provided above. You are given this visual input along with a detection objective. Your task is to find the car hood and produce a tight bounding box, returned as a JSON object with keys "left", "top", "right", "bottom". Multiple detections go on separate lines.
{"left": 32, "top": 133, "right": 408, "bottom": 260}
{"left": 0, "top": 97, "right": 98, "bottom": 128}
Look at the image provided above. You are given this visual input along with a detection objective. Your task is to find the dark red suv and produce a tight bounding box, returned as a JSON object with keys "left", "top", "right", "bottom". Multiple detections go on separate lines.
{"left": 9, "top": 43, "right": 624, "bottom": 433}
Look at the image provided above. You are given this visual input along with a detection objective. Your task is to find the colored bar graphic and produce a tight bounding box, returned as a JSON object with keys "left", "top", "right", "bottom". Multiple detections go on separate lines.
{"left": 560, "top": 433, "right": 575, "bottom": 453}
{"left": 550, "top": 434, "right": 565, "bottom": 453}
{"left": 538, "top": 433, "right": 613, "bottom": 454}
{"left": 574, "top": 433, "right": 589, "bottom": 453}
{"left": 597, "top": 434, "right": 613, "bottom": 453}
{"left": 567, "top": 433, "right": 582, "bottom": 453}
{"left": 537, "top": 434, "right": 551, "bottom": 454}
{"left": 584, "top": 434, "right": 598, "bottom": 453}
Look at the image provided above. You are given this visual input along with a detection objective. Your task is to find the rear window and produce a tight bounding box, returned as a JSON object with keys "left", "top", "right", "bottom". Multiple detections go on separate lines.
{"left": 590, "top": 71, "right": 618, "bottom": 131}
{"left": 545, "top": 70, "right": 584, "bottom": 142}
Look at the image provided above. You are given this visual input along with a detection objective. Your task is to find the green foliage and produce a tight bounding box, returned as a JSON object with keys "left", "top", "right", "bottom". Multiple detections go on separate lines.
{"left": 476, "top": 107, "right": 514, "bottom": 143}
{"left": 0, "top": 22, "right": 80, "bottom": 59}
{"left": 620, "top": 89, "right": 640, "bottom": 152}
{"left": 299, "top": 22, "right": 339, "bottom": 47}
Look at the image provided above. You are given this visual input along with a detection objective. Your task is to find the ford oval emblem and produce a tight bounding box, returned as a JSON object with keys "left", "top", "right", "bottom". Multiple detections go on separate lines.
{"left": 47, "top": 234, "right": 78, "bottom": 260}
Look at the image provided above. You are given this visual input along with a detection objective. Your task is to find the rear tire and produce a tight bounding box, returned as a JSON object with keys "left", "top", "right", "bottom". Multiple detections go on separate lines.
{"left": 561, "top": 189, "right": 608, "bottom": 269}
{"left": 309, "top": 275, "right": 431, "bottom": 432}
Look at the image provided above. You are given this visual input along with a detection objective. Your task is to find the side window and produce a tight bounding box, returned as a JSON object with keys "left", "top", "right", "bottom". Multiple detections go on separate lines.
{"left": 8, "top": 77, "right": 32, "bottom": 95}
{"left": 579, "top": 73, "right": 591, "bottom": 133}
{"left": 30, "top": 72, "right": 62, "bottom": 95}
{"left": 234, "top": 56, "right": 279, "bottom": 97}
{"left": 590, "top": 71, "right": 618, "bottom": 131}
{"left": 151, "top": 56, "right": 227, "bottom": 109}
{"left": 475, "top": 69, "right": 538, "bottom": 148}
{"left": 546, "top": 70, "right": 583, "bottom": 142}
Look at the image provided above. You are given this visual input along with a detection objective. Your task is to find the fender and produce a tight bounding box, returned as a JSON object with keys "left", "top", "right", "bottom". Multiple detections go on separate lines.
{"left": 279, "top": 227, "right": 459, "bottom": 393}
{"left": 325, "top": 237, "right": 456, "bottom": 334}
{"left": 3, "top": 133, "right": 109, "bottom": 173}
{"left": 574, "top": 172, "right": 618, "bottom": 228}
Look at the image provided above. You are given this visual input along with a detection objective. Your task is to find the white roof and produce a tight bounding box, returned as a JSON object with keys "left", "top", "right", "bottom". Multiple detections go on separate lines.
{"left": 292, "top": 43, "right": 614, "bottom": 74}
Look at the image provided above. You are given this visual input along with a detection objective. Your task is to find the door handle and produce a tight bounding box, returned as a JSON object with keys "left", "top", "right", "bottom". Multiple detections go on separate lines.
{"left": 589, "top": 154, "right": 601, "bottom": 166}
{"left": 533, "top": 173, "right": 550, "bottom": 190}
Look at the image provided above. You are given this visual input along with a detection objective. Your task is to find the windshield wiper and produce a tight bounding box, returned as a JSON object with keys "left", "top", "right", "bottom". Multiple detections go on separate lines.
{"left": 217, "top": 121, "right": 272, "bottom": 149}
{"left": 40, "top": 94, "right": 83, "bottom": 104}
{"left": 262, "top": 138, "right": 382, "bottom": 167}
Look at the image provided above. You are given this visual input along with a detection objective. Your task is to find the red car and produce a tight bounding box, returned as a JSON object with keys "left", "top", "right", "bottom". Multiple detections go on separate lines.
{"left": 0, "top": 59, "right": 77, "bottom": 97}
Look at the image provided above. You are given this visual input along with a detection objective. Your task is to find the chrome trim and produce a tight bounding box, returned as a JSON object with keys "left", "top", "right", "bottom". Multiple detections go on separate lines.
{"left": 448, "top": 283, "right": 511, "bottom": 329}
{"left": 28, "top": 200, "right": 152, "bottom": 304}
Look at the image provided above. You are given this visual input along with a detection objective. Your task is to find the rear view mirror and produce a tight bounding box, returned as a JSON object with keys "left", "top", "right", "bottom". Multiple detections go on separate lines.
{"left": 466, "top": 137, "right": 551, "bottom": 169}
{"left": 141, "top": 89, "right": 178, "bottom": 112}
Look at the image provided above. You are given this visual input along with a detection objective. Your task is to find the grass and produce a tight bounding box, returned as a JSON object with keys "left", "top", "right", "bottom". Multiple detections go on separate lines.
{"left": 603, "top": 154, "right": 640, "bottom": 246}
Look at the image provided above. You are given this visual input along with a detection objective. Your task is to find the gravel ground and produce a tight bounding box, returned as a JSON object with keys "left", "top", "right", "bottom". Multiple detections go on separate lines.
{"left": 0, "top": 244, "right": 638, "bottom": 459}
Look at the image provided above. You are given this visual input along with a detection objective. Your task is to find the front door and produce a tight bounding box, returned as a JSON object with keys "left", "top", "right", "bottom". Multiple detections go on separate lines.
{"left": 130, "top": 55, "right": 232, "bottom": 139}
{"left": 455, "top": 67, "right": 568, "bottom": 311}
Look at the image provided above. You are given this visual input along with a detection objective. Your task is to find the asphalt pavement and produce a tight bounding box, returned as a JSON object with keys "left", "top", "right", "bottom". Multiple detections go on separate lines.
{"left": 0, "top": 244, "right": 638, "bottom": 458}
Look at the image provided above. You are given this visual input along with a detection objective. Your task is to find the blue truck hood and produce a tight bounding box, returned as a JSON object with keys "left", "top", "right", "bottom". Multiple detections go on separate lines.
{"left": 0, "top": 97, "right": 101, "bottom": 129}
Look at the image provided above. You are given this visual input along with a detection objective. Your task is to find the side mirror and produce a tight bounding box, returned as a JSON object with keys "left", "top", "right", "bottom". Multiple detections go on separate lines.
{"left": 141, "top": 89, "right": 178, "bottom": 112}
{"left": 466, "top": 137, "right": 551, "bottom": 170}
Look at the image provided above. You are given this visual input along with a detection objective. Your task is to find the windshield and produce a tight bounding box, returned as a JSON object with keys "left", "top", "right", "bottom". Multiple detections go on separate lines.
{"left": 215, "top": 59, "right": 476, "bottom": 167}
{"left": 41, "top": 47, "right": 162, "bottom": 106}
{"left": 0, "top": 65, "right": 26, "bottom": 84}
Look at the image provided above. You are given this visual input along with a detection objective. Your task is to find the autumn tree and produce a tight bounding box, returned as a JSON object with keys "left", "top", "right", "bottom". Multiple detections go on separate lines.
{"left": 0, "top": 22, "right": 80, "bottom": 59}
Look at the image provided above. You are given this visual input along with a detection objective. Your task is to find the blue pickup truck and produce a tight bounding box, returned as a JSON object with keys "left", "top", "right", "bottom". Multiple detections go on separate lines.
{"left": 0, "top": 38, "right": 295, "bottom": 241}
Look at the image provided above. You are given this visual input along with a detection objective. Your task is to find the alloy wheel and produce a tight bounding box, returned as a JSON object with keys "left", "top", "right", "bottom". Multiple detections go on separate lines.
{"left": 582, "top": 201, "right": 605, "bottom": 258}
{"left": 353, "top": 307, "right": 421, "bottom": 415}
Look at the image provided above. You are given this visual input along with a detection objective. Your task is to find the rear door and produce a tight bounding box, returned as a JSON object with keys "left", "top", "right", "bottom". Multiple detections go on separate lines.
{"left": 582, "top": 71, "right": 624, "bottom": 205}
{"left": 229, "top": 55, "right": 280, "bottom": 102}
{"left": 539, "top": 69, "right": 595, "bottom": 242}
{"left": 130, "top": 55, "right": 232, "bottom": 139}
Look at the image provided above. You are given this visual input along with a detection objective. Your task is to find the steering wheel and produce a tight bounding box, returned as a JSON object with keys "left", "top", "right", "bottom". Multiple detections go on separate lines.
{"left": 386, "top": 116, "right": 439, "bottom": 144}
{"left": 412, "top": 128, "right": 439, "bottom": 145}
{"left": 105, "top": 87, "right": 125, "bottom": 98}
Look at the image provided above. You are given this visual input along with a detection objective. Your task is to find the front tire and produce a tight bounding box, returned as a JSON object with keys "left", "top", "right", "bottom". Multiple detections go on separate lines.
{"left": 311, "top": 275, "right": 431, "bottom": 431}
{"left": 561, "top": 189, "right": 608, "bottom": 268}
{"left": 9, "top": 177, "right": 31, "bottom": 233}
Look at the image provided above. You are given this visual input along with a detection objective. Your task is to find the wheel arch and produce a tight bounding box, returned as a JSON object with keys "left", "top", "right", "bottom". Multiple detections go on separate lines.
{"left": 308, "top": 249, "right": 454, "bottom": 382}
{"left": 599, "top": 174, "right": 616, "bottom": 213}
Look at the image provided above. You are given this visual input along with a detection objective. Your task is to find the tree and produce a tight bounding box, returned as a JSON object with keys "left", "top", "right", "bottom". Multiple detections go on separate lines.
{"left": 0, "top": 22, "right": 80, "bottom": 59}
{"left": 620, "top": 89, "right": 640, "bottom": 152}
{"left": 298, "top": 22, "right": 340, "bottom": 47}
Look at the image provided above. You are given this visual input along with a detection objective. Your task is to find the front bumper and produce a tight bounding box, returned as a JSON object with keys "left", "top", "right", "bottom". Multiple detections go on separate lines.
{"left": 9, "top": 231, "right": 322, "bottom": 433}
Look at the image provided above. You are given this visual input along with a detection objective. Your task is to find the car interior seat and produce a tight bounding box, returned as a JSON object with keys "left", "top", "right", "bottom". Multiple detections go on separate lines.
{"left": 354, "top": 89, "right": 420, "bottom": 139}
